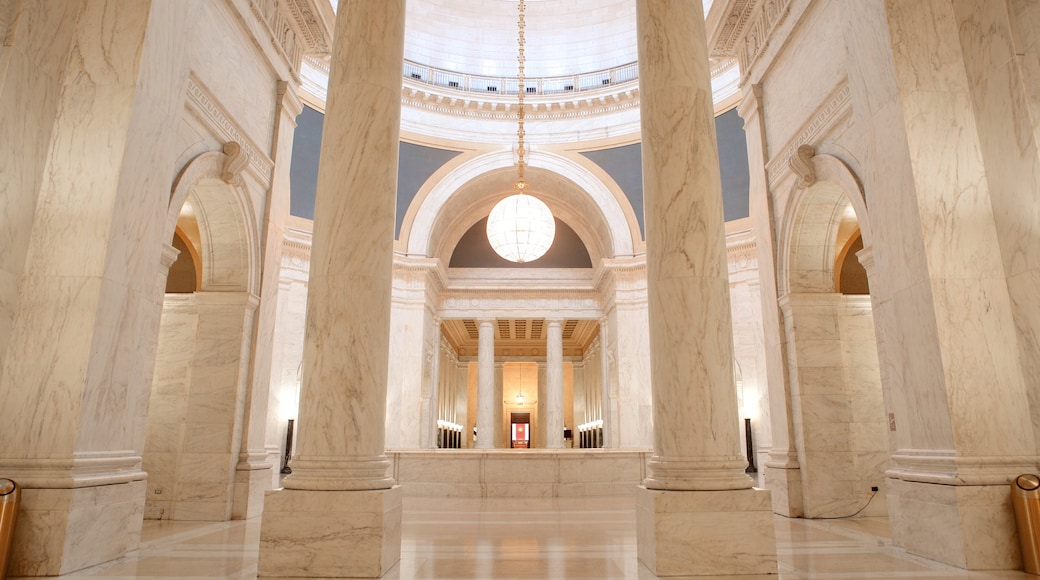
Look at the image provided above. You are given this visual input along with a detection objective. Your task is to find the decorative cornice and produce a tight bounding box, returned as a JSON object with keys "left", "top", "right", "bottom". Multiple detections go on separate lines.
{"left": 186, "top": 76, "right": 274, "bottom": 183}
{"left": 285, "top": 0, "right": 331, "bottom": 55}
{"left": 400, "top": 85, "right": 641, "bottom": 122}
{"left": 766, "top": 82, "right": 851, "bottom": 190}
{"left": 737, "top": 0, "right": 793, "bottom": 81}
{"left": 710, "top": 0, "right": 757, "bottom": 57}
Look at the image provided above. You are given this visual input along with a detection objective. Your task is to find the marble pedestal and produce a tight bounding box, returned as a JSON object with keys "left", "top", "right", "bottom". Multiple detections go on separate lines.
{"left": 10, "top": 480, "right": 146, "bottom": 576}
{"left": 636, "top": 486, "right": 777, "bottom": 576}
{"left": 887, "top": 478, "right": 1019, "bottom": 570}
{"left": 258, "top": 486, "right": 402, "bottom": 578}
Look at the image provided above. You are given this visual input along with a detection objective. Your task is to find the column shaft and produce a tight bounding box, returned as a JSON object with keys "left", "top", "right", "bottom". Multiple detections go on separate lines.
{"left": 545, "top": 320, "right": 565, "bottom": 448}
{"left": 259, "top": 0, "right": 405, "bottom": 576}
{"left": 280, "top": 0, "right": 404, "bottom": 491}
{"left": 598, "top": 318, "right": 612, "bottom": 447}
{"left": 635, "top": 0, "right": 777, "bottom": 575}
{"left": 638, "top": 0, "right": 748, "bottom": 491}
{"left": 476, "top": 319, "right": 495, "bottom": 449}
{"left": 425, "top": 319, "right": 442, "bottom": 449}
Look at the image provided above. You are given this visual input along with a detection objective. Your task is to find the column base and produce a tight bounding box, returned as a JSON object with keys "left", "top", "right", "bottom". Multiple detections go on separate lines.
{"left": 258, "top": 486, "right": 402, "bottom": 578}
{"left": 636, "top": 486, "right": 777, "bottom": 576}
{"left": 10, "top": 480, "right": 146, "bottom": 576}
{"left": 764, "top": 464, "right": 804, "bottom": 517}
{"left": 887, "top": 478, "right": 1019, "bottom": 570}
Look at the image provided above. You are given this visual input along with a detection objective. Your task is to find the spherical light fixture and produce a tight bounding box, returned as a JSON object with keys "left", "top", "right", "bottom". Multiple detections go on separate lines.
{"left": 487, "top": 186, "right": 556, "bottom": 263}
{"left": 486, "top": 0, "right": 555, "bottom": 263}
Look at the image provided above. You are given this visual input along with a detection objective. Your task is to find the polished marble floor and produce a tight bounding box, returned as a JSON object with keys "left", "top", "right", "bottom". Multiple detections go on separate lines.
{"left": 18, "top": 495, "right": 1035, "bottom": 579}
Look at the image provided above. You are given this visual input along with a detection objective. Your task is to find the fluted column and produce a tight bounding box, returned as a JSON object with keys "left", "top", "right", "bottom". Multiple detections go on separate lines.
{"left": 258, "top": 0, "right": 404, "bottom": 576}
{"left": 635, "top": 0, "right": 777, "bottom": 575}
{"left": 476, "top": 319, "right": 495, "bottom": 449}
{"left": 545, "top": 319, "right": 565, "bottom": 448}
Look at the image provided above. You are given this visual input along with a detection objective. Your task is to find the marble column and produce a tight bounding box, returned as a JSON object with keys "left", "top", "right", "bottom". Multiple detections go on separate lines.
{"left": 635, "top": 0, "right": 777, "bottom": 575}
{"left": 544, "top": 319, "right": 565, "bottom": 448}
{"left": 257, "top": 0, "right": 405, "bottom": 576}
{"left": 737, "top": 83, "right": 803, "bottom": 517}
{"left": 572, "top": 361, "right": 586, "bottom": 439}
{"left": 456, "top": 363, "right": 470, "bottom": 448}
{"left": 598, "top": 317, "right": 613, "bottom": 447}
{"left": 494, "top": 362, "right": 506, "bottom": 448}
{"left": 424, "top": 317, "right": 442, "bottom": 449}
{"left": 476, "top": 319, "right": 495, "bottom": 449}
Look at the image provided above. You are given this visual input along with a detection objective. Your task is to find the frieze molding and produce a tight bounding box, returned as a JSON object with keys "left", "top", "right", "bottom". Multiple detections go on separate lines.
{"left": 711, "top": 0, "right": 757, "bottom": 58}
{"left": 737, "top": 0, "right": 793, "bottom": 80}
{"left": 247, "top": 0, "right": 331, "bottom": 82}
{"left": 186, "top": 76, "right": 274, "bottom": 183}
{"left": 401, "top": 85, "right": 641, "bottom": 122}
{"left": 765, "top": 82, "right": 851, "bottom": 190}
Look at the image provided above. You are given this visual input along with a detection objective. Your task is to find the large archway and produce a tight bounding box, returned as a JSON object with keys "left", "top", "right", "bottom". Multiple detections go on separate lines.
{"left": 777, "top": 158, "right": 889, "bottom": 519}
{"left": 144, "top": 152, "right": 262, "bottom": 521}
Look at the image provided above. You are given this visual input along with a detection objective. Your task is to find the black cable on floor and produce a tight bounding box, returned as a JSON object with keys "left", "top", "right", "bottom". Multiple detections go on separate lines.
{"left": 814, "top": 489, "right": 879, "bottom": 520}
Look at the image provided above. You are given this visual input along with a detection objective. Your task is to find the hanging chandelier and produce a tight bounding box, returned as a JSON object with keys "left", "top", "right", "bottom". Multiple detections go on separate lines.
{"left": 486, "top": 0, "right": 555, "bottom": 264}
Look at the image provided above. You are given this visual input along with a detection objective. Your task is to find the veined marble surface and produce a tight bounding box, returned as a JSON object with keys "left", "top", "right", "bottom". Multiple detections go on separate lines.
{"left": 23, "top": 494, "right": 1035, "bottom": 579}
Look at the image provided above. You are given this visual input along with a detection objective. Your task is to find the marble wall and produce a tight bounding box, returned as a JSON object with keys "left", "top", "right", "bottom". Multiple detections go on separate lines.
{"left": 730, "top": 0, "right": 1040, "bottom": 569}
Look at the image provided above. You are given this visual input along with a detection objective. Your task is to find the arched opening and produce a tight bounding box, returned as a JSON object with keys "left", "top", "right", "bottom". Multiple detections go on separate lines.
{"left": 144, "top": 160, "right": 261, "bottom": 522}
{"left": 835, "top": 230, "right": 868, "bottom": 295}
{"left": 780, "top": 178, "right": 887, "bottom": 519}
{"left": 167, "top": 225, "right": 202, "bottom": 294}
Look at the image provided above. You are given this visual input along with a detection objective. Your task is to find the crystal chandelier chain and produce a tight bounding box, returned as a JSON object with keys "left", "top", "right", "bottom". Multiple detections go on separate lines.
{"left": 516, "top": 0, "right": 527, "bottom": 189}
{"left": 485, "top": 0, "right": 555, "bottom": 264}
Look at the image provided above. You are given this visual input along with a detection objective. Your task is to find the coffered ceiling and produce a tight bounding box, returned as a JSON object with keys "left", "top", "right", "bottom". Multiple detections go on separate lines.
{"left": 441, "top": 318, "right": 600, "bottom": 357}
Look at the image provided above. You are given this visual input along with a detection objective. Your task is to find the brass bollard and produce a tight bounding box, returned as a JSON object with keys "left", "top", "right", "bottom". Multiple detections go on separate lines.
{"left": 0, "top": 479, "right": 19, "bottom": 580}
{"left": 1013, "top": 474, "right": 1040, "bottom": 575}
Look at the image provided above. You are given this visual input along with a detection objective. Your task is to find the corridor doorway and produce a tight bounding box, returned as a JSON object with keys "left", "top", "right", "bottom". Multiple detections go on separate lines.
{"left": 511, "top": 412, "right": 531, "bottom": 448}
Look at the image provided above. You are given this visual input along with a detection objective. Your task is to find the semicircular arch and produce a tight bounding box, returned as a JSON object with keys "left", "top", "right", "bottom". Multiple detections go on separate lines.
{"left": 778, "top": 154, "right": 871, "bottom": 296}
{"left": 402, "top": 150, "right": 639, "bottom": 262}
{"left": 167, "top": 151, "right": 260, "bottom": 294}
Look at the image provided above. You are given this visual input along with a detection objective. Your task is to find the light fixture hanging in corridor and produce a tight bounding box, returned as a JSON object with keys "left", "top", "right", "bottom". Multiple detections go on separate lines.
{"left": 486, "top": 0, "right": 556, "bottom": 264}
{"left": 516, "top": 363, "right": 526, "bottom": 405}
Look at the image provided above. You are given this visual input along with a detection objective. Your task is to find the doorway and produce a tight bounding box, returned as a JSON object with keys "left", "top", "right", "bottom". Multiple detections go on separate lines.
{"left": 511, "top": 412, "right": 530, "bottom": 448}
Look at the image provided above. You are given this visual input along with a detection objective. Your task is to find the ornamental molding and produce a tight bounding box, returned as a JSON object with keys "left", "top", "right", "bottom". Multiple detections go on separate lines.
{"left": 400, "top": 85, "right": 641, "bottom": 122}
{"left": 284, "top": 0, "right": 330, "bottom": 55}
{"left": 248, "top": 0, "right": 331, "bottom": 82}
{"left": 439, "top": 290, "right": 602, "bottom": 318}
{"left": 765, "top": 81, "right": 851, "bottom": 190}
{"left": 710, "top": 0, "right": 757, "bottom": 58}
{"left": 186, "top": 76, "right": 274, "bottom": 183}
{"left": 737, "top": 0, "right": 794, "bottom": 81}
